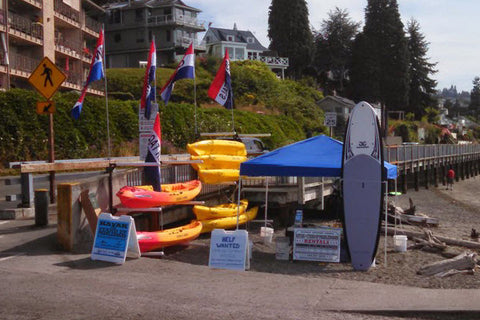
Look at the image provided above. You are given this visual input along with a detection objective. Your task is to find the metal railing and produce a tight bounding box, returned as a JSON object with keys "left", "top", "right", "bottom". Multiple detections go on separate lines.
{"left": 54, "top": 0, "right": 80, "bottom": 23}
{"left": 147, "top": 14, "right": 204, "bottom": 29}
{"left": 55, "top": 36, "right": 82, "bottom": 56}
{"left": 10, "top": 53, "right": 39, "bottom": 73}
{"left": 385, "top": 144, "right": 480, "bottom": 164}
{"left": 82, "top": 13, "right": 102, "bottom": 33}
{"left": 8, "top": 12, "right": 43, "bottom": 40}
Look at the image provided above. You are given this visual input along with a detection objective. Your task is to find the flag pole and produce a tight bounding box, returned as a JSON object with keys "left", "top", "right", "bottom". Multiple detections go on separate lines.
{"left": 153, "top": 35, "right": 157, "bottom": 105}
{"left": 102, "top": 25, "right": 111, "bottom": 159}
{"left": 193, "top": 41, "right": 198, "bottom": 138}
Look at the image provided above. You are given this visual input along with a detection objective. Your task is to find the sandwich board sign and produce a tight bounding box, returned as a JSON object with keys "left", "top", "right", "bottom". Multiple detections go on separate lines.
{"left": 28, "top": 57, "right": 66, "bottom": 99}
{"left": 293, "top": 227, "right": 341, "bottom": 262}
{"left": 91, "top": 213, "right": 140, "bottom": 264}
{"left": 209, "top": 229, "right": 250, "bottom": 271}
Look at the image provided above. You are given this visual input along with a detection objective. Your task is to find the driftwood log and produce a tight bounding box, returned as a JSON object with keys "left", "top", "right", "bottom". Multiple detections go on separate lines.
{"left": 417, "top": 252, "right": 477, "bottom": 276}
{"left": 382, "top": 227, "right": 480, "bottom": 249}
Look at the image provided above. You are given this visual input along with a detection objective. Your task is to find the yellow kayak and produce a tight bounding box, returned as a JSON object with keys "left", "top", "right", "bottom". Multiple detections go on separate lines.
{"left": 187, "top": 140, "right": 247, "bottom": 156}
{"left": 200, "top": 206, "right": 258, "bottom": 233}
{"left": 198, "top": 169, "right": 239, "bottom": 184}
{"left": 190, "top": 154, "right": 247, "bottom": 171}
{"left": 193, "top": 199, "right": 248, "bottom": 220}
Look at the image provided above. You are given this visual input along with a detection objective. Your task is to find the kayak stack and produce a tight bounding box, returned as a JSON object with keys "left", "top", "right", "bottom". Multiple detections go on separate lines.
{"left": 115, "top": 180, "right": 203, "bottom": 253}
{"left": 187, "top": 140, "right": 247, "bottom": 184}
{"left": 193, "top": 200, "right": 258, "bottom": 233}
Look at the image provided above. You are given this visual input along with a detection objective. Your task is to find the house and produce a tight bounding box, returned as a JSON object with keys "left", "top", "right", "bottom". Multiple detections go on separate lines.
{"left": 202, "top": 24, "right": 289, "bottom": 79}
{"left": 0, "top": 0, "right": 104, "bottom": 95}
{"left": 103, "top": 0, "right": 205, "bottom": 68}
{"left": 317, "top": 95, "right": 356, "bottom": 121}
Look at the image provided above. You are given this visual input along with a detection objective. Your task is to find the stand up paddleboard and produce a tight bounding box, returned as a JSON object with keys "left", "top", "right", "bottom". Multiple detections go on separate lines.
{"left": 342, "top": 101, "right": 384, "bottom": 271}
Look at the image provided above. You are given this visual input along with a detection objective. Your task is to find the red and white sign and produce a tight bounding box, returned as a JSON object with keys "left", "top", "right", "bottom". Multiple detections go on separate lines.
{"left": 293, "top": 227, "right": 342, "bottom": 262}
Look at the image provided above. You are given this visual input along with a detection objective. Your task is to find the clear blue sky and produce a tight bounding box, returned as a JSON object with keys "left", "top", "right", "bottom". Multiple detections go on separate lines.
{"left": 189, "top": 0, "right": 479, "bottom": 93}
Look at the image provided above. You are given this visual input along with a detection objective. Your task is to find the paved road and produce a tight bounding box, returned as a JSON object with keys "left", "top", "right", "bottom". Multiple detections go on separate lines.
{"left": 1, "top": 218, "right": 479, "bottom": 320}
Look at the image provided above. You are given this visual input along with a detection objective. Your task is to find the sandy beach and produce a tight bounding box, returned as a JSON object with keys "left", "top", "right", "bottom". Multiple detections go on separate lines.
{"left": 164, "top": 177, "right": 480, "bottom": 289}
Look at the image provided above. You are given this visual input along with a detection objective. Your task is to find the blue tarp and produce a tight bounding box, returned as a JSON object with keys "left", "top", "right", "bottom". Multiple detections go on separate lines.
{"left": 240, "top": 135, "right": 398, "bottom": 179}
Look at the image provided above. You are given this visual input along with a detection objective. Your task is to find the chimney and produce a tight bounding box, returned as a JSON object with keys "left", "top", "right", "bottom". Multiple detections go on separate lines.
{"left": 233, "top": 23, "right": 237, "bottom": 31}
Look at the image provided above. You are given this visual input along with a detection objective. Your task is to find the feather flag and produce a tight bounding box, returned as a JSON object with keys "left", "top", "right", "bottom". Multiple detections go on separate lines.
{"left": 160, "top": 43, "right": 195, "bottom": 105}
{"left": 144, "top": 112, "right": 162, "bottom": 191}
{"left": 208, "top": 49, "right": 233, "bottom": 109}
{"left": 71, "top": 28, "right": 105, "bottom": 120}
{"left": 140, "top": 40, "right": 156, "bottom": 119}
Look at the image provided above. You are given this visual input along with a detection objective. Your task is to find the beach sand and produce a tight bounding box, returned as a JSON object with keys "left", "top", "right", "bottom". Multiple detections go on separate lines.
{"left": 163, "top": 177, "right": 480, "bottom": 289}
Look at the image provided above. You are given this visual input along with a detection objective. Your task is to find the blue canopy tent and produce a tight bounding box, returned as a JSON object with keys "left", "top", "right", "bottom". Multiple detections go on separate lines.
{"left": 240, "top": 135, "right": 397, "bottom": 179}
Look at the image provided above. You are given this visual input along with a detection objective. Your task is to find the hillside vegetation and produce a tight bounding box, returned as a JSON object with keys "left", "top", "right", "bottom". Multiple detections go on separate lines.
{"left": 0, "top": 59, "right": 326, "bottom": 167}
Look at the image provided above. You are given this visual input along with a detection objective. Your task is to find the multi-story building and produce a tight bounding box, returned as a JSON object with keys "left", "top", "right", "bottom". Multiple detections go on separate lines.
{"left": 1, "top": 0, "right": 104, "bottom": 95}
{"left": 103, "top": 0, "right": 205, "bottom": 68}
{"left": 203, "top": 24, "right": 289, "bottom": 79}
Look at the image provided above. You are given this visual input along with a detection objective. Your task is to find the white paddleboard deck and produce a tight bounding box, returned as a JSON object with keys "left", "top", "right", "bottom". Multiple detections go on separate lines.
{"left": 342, "top": 101, "right": 383, "bottom": 271}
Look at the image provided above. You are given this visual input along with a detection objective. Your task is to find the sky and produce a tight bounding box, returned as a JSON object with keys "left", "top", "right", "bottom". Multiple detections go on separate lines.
{"left": 188, "top": 0, "right": 480, "bottom": 93}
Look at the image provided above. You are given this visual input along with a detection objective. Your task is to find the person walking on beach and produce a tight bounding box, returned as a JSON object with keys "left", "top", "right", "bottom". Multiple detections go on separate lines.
{"left": 447, "top": 166, "right": 455, "bottom": 190}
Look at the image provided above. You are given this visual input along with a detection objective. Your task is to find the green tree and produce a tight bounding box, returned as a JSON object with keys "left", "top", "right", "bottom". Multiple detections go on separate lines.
{"left": 469, "top": 76, "right": 480, "bottom": 116}
{"left": 268, "top": 0, "right": 313, "bottom": 79}
{"left": 406, "top": 19, "right": 438, "bottom": 117}
{"left": 350, "top": 0, "right": 409, "bottom": 109}
{"left": 313, "top": 7, "right": 359, "bottom": 96}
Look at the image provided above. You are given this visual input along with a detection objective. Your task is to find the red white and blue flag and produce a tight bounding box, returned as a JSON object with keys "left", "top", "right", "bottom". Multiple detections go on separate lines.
{"left": 160, "top": 43, "right": 195, "bottom": 105}
{"left": 71, "top": 29, "right": 105, "bottom": 120}
{"left": 140, "top": 40, "right": 156, "bottom": 119}
{"left": 208, "top": 49, "right": 233, "bottom": 109}
{"left": 144, "top": 112, "right": 162, "bottom": 191}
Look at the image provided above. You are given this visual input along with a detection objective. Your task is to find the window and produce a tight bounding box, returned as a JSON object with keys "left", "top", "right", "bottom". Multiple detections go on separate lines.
{"left": 136, "top": 30, "right": 144, "bottom": 43}
{"left": 166, "top": 30, "right": 171, "bottom": 42}
{"left": 235, "top": 47, "right": 245, "bottom": 60}
{"left": 206, "top": 36, "right": 210, "bottom": 42}
{"left": 135, "top": 9, "right": 144, "bottom": 22}
{"left": 114, "top": 33, "right": 121, "bottom": 43}
{"left": 164, "top": 8, "right": 171, "bottom": 15}
{"left": 227, "top": 35, "right": 234, "bottom": 42}
{"left": 148, "top": 30, "right": 152, "bottom": 42}
{"left": 247, "top": 37, "right": 254, "bottom": 44}
{"left": 109, "top": 10, "right": 121, "bottom": 24}
{"left": 225, "top": 47, "right": 234, "bottom": 57}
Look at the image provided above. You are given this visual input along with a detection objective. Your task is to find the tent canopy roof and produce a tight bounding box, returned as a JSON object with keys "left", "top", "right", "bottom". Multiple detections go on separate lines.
{"left": 240, "top": 135, "right": 397, "bottom": 179}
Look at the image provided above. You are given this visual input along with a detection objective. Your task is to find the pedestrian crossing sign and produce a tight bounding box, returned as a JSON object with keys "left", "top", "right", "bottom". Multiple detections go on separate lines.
{"left": 28, "top": 57, "right": 66, "bottom": 99}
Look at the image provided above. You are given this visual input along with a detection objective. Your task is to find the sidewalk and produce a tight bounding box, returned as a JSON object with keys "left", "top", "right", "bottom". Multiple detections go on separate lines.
{"left": 1, "top": 218, "right": 479, "bottom": 320}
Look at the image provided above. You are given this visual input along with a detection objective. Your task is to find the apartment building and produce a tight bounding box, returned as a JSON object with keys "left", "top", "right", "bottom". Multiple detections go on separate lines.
{"left": 103, "top": 0, "right": 205, "bottom": 68}
{"left": 1, "top": 0, "right": 104, "bottom": 95}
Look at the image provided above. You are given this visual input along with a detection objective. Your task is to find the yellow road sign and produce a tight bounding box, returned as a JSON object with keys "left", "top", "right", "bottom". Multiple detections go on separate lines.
{"left": 28, "top": 57, "right": 66, "bottom": 99}
{"left": 36, "top": 101, "right": 56, "bottom": 115}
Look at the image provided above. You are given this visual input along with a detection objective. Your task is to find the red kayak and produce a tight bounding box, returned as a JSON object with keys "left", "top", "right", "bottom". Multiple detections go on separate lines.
{"left": 116, "top": 180, "right": 202, "bottom": 208}
{"left": 137, "top": 220, "right": 203, "bottom": 252}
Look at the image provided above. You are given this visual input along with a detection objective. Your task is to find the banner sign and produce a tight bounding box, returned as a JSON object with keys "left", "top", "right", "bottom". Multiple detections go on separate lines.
{"left": 91, "top": 213, "right": 140, "bottom": 264}
{"left": 209, "top": 229, "right": 249, "bottom": 271}
{"left": 139, "top": 103, "right": 159, "bottom": 161}
{"left": 293, "top": 227, "right": 342, "bottom": 262}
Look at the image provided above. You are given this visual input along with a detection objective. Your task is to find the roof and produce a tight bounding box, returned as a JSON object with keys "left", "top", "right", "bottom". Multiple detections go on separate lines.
{"left": 206, "top": 27, "right": 267, "bottom": 51}
{"left": 240, "top": 135, "right": 397, "bottom": 179}
{"left": 104, "top": 0, "right": 201, "bottom": 12}
{"left": 318, "top": 95, "right": 355, "bottom": 109}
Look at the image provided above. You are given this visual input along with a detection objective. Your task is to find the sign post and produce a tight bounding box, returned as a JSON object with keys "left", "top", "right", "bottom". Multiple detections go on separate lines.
{"left": 28, "top": 57, "right": 66, "bottom": 203}
{"left": 293, "top": 227, "right": 342, "bottom": 262}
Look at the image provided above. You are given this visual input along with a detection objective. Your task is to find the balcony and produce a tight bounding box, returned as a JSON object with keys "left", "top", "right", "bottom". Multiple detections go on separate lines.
{"left": 147, "top": 14, "right": 205, "bottom": 31}
{"left": 177, "top": 37, "right": 205, "bottom": 51}
{"left": 54, "top": 0, "right": 80, "bottom": 27}
{"left": 10, "top": 53, "right": 40, "bottom": 77}
{"left": 17, "top": 0, "right": 42, "bottom": 9}
{"left": 248, "top": 55, "right": 289, "bottom": 68}
{"left": 81, "top": 12, "right": 102, "bottom": 36}
{"left": 55, "top": 35, "right": 81, "bottom": 59}
{"left": 8, "top": 12, "right": 43, "bottom": 43}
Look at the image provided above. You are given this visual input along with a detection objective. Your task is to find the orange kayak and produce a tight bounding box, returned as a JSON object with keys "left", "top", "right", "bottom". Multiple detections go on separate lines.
{"left": 137, "top": 220, "right": 202, "bottom": 252}
{"left": 116, "top": 180, "right": 202, "bottom": 208}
